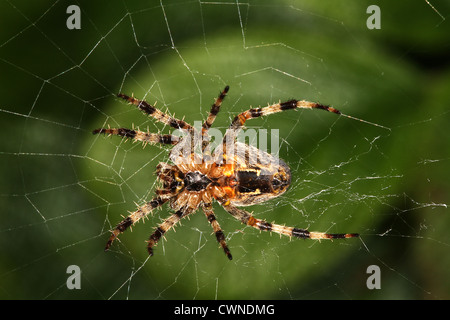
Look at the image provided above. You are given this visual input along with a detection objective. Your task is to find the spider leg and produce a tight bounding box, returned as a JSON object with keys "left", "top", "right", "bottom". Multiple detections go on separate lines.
{"left": 201, "top": 202, "right": 232, "bottom": 260}
{"left": 201, "top": 86, "right": 229, "bottom": 152}
{"left": 220, "top": 201, "right": 359, "bottom": 240}
{"left": 147, "top": 206, "right": 195, "bottom": 256}
{"left": 117, "top": 93, "right": 193, "bottom": 131}
{"left": 105, "top": 196, "right": 169, "bottom": 251}
{"left": 222, "top": 99, "right": 341, "bottom": 153}
{"left": 93, "top": 127, "right": 179, "bottom": 146}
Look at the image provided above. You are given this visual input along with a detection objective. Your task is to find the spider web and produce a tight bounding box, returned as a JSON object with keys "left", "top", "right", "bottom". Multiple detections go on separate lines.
{"left": 1, "top": 0, "right": 449, "bottom": 301}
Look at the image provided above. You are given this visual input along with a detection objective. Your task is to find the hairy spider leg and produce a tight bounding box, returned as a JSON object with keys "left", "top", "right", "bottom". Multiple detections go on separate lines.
{"left": 117, "top": 93, "right": 194, "bottom": 131}
{"left": 146, "top": 205, "right": 197, "bottom": 256}
{"left": 105, "top": 196, "right": 169, "bottom": 251}
{"left": 92, "top": 127, "right": 179, "bottom": 146}
{"left": 201, "top": 85, "right": 229, "bottom": 153}
{"left": 117, "top": 93, "right": 200, "bottom": 155}
{"left": 220, "top": 201, "right": 359, "bottom": 240}
{"left": 201, "top": 202, "right": 232, "bottom": 260}
{"left": 221, "top": 98, "right": 341, "bottom": 155}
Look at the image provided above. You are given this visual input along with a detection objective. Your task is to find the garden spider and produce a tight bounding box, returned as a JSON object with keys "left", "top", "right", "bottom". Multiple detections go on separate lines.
{"left": 93, "top": 86, "right": 359, "bottom": 260}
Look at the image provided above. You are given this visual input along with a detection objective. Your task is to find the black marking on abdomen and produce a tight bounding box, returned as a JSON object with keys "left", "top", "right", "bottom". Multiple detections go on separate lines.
{"left": 236, "top": 170, "right": 272, "bottom": 194}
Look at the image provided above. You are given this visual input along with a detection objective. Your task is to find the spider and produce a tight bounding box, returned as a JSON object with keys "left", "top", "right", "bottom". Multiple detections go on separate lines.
{"left": 93, "top": 86, "right": 359, "bottom": 260}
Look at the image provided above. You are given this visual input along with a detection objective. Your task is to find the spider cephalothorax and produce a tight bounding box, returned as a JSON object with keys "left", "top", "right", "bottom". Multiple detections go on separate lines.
{"left": 94, "top": 85, "right": 358, "bottom": 260}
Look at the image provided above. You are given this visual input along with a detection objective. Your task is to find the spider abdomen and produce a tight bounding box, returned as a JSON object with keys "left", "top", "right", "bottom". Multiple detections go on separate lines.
{"left": 217, "top": 143, "right": 291, "bottom": 207}
{"left": 236, "top": 170, "right": 274, "bottom": 194}
{"left": 231, "top": 160, "right": 291, "bottom": 206}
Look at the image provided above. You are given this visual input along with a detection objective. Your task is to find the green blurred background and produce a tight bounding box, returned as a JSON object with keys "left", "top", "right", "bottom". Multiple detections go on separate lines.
{"left": 1, "top": 0, "right": 449, "bottom": 299}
